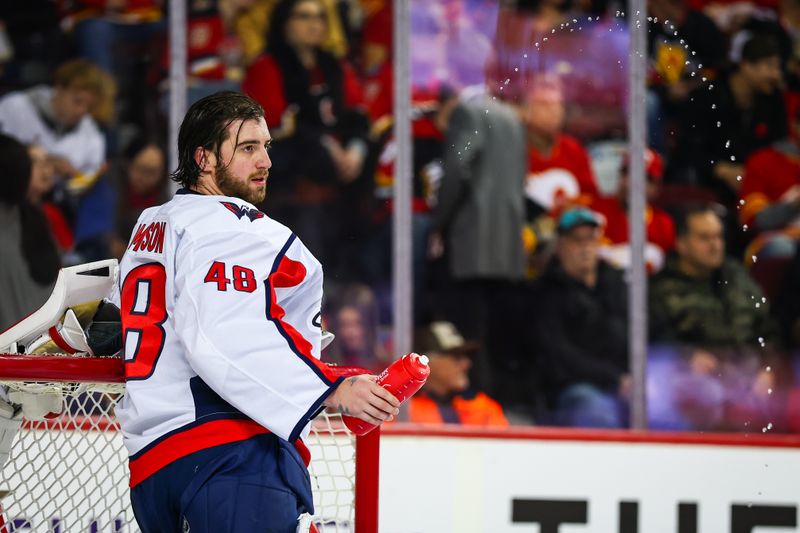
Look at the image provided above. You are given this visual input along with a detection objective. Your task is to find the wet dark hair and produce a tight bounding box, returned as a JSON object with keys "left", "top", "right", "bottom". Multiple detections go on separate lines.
{"left": 0, "top": 134, "right": 60, "bottom": 285}
{"left": 170, "top": 91, "right": 265, "bottom": 188}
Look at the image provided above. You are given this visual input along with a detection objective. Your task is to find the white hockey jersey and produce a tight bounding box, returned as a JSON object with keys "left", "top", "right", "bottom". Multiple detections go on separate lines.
{"left": 114, "top": 189, "right": 342, "bottom": 487}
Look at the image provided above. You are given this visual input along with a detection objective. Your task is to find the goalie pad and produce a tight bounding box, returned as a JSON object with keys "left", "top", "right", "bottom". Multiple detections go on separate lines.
{"left": 0, "top": 260, "right": 120, "bottom": 421}
{"left": 0, "top": 259, "right": 118, "bottom": 353}
{"left": 7, "top": 389, "right": 62, "bottom": 421}
{"left": 26, "top": 308, "right": 93, "bottom": 355}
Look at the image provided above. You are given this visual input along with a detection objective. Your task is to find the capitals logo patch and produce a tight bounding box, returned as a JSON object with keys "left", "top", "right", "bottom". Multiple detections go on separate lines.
{"left": 220, "top": 201, "right": 265, "bottom": 222}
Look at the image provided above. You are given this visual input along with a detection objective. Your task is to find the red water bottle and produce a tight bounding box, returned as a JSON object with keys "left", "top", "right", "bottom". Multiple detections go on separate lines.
{"left": 343, "top": 353, "right": 431, "bottom": 436}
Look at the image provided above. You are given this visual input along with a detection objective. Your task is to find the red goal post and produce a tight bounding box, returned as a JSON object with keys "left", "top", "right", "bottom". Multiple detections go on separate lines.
{"left": 0, "top": 354, "right": 379, "bottom": 533}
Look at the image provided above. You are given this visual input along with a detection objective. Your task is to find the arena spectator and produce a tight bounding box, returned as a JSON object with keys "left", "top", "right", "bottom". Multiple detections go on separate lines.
{"left": 649, "top": 204, "right": 785, "bottom": 431}
{"left": 0, "top": 58, "right": 118, "bottom": 262}
{"left": 242, "top": 0, "right": 369, "bottom": 269}
{"left": 646, "top": 0, "right": 727, "bottom": 151}
{"left": 591, "top": 148, "right": 676, "bottom": 272}
{"left": 739, "top": 106, "right": 800, "bottom": 259}
{"left": 674, "top": 33, "right": 786, "bottom": 197}
{"left": 0, "top": 58, "right": 108, "bottom": 195}
{"left": 650, "top": 204, "right": 779, "bottom": 348}
{"left": 27, "top": 144, "right": 74, "bottom": 254}
{"left": 222, "top": 0, "right": 350, "bottom": 66}
{"left": 432, "top": 88, "right": 527, "bottom": 394}
{"left": 59, "top": 1, "right": 163, "bottom": 132}
{"left": 774, "top": 244, "right": 800, "bottom": 348}
{"left": 0, "top": 134, "right": 60, "bottom": 332}
{"left": 409, "top": 321, "right": 508, "bottom": 427}
{"left": 527, "top": 207, "right": 630, "bottom": 428}
{"left": 356, "top": 87, "right": 457, "bottom": 321}
{"left": 111, "top": 136, "right": 167, "bottom": 258}
{"left": 324, "top": 283, "right": 390, "bottom": 372}
{"left": 154, "top": 0, "right": 245, "bottom": 110}
{"left": 521, "top": 77, "right": 599, "bottom": 220}
{"left": 0, "top": 2, "right": 70, "bottom": 89}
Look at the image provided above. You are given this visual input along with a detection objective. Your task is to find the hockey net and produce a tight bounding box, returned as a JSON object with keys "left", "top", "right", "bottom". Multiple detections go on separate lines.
{"left": 0, "top": 355, "right": 379, "bottom": 533}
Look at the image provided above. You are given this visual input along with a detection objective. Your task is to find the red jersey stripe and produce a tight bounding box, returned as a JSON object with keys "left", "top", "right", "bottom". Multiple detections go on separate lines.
{"left": 128, "top": 419, "right": 268, "bottom": 487}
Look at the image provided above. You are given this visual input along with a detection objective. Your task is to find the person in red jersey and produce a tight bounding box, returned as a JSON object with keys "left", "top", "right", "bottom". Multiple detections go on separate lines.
{"left": 521, "top": 77, "right": 599, "bottom": 219}
{"left": 739, "top": 107, "right": 800, "bottom": 259}
{"left": 591, "top": 148, "right": 676, "bottom": 272}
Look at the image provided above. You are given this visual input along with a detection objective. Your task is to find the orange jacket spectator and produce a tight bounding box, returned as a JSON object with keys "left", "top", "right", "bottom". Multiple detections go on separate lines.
{"left": 409, "top": 321, "right": 509, "bottom": 428}
{"left": 409, "top": 391, "right": 509, "bottom": 427}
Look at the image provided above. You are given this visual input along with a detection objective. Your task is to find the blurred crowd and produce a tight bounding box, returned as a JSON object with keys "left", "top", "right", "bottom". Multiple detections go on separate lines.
{"left": 1, "top": 0, "right": 800, "bottom": 433}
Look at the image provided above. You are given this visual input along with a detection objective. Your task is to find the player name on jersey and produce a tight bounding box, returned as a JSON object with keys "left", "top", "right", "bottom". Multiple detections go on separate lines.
{"left": 128, "top": 221, "right": 166, "bottom": 254}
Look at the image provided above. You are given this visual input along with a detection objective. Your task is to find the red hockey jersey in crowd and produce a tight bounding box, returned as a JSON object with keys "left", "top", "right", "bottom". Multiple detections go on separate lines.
{"left": 740, "top": 146, "right": 800, "bottom": 228}
{"left": 526, "top": 134, "right": 599, "bottom": 213}
{"left": 590, "top": 196, "right": 676, "bottom": 272}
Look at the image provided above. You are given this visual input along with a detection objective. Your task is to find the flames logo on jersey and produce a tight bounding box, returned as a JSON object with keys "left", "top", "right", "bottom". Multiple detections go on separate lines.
{"left": 220, "top": 201, "right": 265, "bottom": 222}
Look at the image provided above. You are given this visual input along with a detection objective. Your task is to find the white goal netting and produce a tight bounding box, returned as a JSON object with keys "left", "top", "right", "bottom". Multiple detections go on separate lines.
{"left": 0, "top": 388, "right": 361, "bottom": 533}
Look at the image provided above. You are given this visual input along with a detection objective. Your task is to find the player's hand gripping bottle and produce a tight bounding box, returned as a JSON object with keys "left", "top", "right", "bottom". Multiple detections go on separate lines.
{"left": 343, "top": 352, "right": 430, "bottom": 436}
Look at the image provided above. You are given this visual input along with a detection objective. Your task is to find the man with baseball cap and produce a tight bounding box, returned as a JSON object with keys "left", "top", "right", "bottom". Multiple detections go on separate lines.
{"left": 526, "top": 207, "right": 630, "bottom": 427}
{"left": 408, "top": 321, "right": 508, "bottom": 427}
